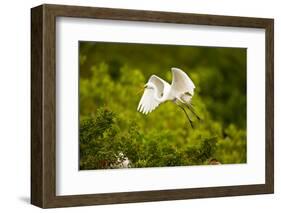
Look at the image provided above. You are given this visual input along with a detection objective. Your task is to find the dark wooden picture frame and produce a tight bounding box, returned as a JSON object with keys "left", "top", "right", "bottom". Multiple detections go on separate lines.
{"left": 31, "top": 4, "right": 274, "bottom": 208}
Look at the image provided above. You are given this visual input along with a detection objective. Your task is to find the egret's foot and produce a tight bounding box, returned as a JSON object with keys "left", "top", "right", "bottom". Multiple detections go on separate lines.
{"left": 185, "top": 103, "right": 201, "bottom": 121}
{"left": 189, "top": 120, "right": 194, "bottom": 129}
{"left": 195, "top": 114, "right": 201, "bottom": 121}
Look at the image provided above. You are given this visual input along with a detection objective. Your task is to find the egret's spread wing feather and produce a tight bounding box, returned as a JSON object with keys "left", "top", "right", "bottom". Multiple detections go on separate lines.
{"left": 137, "top": 75, "right": 166, "bottom": 114}
{"left": 171, "top": 67, "right": 195, "bottom": 97}
{"left": 148, "top": 75, "right": 168, "bottom": 99}
{"left": 137, "top": 88, "right": 160, "bottom": 114}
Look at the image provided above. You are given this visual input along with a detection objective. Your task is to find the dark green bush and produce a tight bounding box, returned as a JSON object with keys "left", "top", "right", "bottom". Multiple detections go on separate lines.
{"left": 80, "top": 108, "right": 242, "bottom": 169}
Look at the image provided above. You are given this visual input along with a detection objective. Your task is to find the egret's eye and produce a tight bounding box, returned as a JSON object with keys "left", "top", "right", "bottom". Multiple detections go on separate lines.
{"left": 144, "top": 85, "right": 148, "bottom": 89}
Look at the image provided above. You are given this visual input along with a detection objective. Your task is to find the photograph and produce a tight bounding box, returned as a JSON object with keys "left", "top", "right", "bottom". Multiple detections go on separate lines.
{"left": 79, "top": 41, "right": 247, "bottom": 170}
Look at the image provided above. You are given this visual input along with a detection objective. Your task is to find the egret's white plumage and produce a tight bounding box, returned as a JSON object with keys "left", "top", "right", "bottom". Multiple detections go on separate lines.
{"left": 137, "top": 67, "right": 196, "bottom": 115}
{"left": 171, "top": 67, "right": 195, "bottom": 101}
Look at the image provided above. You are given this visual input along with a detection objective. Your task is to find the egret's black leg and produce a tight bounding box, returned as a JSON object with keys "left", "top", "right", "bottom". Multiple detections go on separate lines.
{"left": 185, "top": 103, "right": 201, "bottom": 121}
{"left": 178, "top": 105, "right": 194, "bottom": 129}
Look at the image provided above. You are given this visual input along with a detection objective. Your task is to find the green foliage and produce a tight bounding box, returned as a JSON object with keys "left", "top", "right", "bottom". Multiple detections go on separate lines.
{"left": 79, "top": 109, "right": 124, "bottom": 169}
{"left": 80, "top": 108, "right": 221, "bottom": 169}
{"left": 79, "top": 42, "right": 247, "bottom": 169}
{"left": 185, "top": 137, "right": 218, "bottom": 165}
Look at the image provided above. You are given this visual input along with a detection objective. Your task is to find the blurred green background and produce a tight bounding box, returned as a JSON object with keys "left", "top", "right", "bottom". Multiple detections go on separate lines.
{"left": 79, "top": 41, "right": 247, "bottom": 170}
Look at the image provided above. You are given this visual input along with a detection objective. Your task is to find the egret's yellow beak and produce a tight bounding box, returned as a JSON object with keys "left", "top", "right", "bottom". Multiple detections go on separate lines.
{"left": 137, "top": 85, "right": 145, "bottom": 95}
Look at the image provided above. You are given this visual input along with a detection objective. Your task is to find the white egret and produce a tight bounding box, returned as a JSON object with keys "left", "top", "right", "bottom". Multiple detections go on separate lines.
{"left": 137, "top": 67, "right": 200, "bottom": 128}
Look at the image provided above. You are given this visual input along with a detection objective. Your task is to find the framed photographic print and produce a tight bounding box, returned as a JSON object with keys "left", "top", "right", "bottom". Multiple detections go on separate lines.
{"left": 31, "top": 4, "right": 274, "bottom": 208}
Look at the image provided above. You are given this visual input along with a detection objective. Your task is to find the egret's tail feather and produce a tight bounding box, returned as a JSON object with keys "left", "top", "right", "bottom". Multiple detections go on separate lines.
{"left": 180, "top": 93, "right": 192, "bottom": 103}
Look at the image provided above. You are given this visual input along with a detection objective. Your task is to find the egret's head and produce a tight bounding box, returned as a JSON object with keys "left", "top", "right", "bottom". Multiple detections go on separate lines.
{"left": 144, "top": 82, "right": 154, "bottom": 90}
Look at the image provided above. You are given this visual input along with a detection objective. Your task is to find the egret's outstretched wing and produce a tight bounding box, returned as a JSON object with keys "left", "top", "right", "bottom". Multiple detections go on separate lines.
{"left": 137, "top": 88, "right": 160, "bottom": 114}
{"left": 170, "top": 67, "right": 195, "bottom": 98}
{"left": 137, "top": 75, "right": 166, "bottom": 114}
{"left": 149, "top": 75, "right": 167, "bottom": 99}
